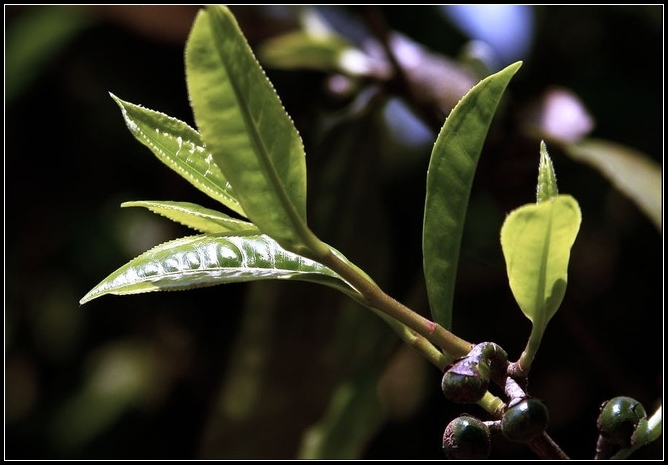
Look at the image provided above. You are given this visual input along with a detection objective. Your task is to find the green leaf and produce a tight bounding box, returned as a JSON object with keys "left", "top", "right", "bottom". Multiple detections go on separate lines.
{"left": 257, "top": 30, "right": 372, "bottom": 76}
{"left": 5, "top": 6, "right": 92, "bottom": 104}
{"left": 299, "top": 368, "right": 385, "bottom": 459}
{"left": 536, "top": 140, "right": 558, "bottom": 202}
{"left": 110, "top": 94, "right": 246, "bottom": 217}
{"left": 121, "top": 200, "right": 258, "bottom": 234}
{"left": 562, "top": 138, "right": 661, "bottom": 232}
{"left": 48, "top": 341, "right": 157, "bottom": 452}
{"left": 257, "top": 6, "right": 377, "bottom": 77}
{"left": 423, "top": 61, "right": 522, "bottom": 330}
{"left": 79, "top": 233, "right": 358, "bottom": 305}
{"left": 185, "top": 6, "right": 327, "bottom": 258}
{"left": 500, "top": 195, "right": 582, "bottom": 327}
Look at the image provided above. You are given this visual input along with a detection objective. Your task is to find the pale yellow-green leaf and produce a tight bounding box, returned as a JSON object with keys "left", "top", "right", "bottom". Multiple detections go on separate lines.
{"left": 500, "top": 195, "right": 582, "bottom": 327}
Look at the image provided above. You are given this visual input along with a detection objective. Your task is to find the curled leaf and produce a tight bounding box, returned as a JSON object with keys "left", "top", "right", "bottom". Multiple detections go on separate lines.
{"left": 80, "top": 233, "right": 358, "bottom": 305}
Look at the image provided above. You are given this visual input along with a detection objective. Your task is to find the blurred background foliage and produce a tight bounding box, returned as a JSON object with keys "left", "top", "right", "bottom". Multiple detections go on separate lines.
{"left": 5, "top": 5, "right": 662, "bottom": 459}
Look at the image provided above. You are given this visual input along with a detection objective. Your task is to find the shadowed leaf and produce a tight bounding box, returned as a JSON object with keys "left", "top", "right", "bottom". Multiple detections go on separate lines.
{"left": 563, "top": 138, "right": 661, "bottom": 232}
{"left": 423, "top": 61, "right": 521, "bottom": 330}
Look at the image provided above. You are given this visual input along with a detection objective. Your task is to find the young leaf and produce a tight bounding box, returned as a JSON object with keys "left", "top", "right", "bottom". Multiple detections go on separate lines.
{"left": 423, "top": 61, "right": 522, "bottom": 330}
{"left": 79, "top": 233, "right": 360, "bottom": 305}
{"left": 121, "top": 200, "right": 258, "bottom": 234}
{"left": 536, "top": 140, "right": 558, "bottom": 202}
{"left": 500, "top": 194, "right": 582, "bottom": 328}
{"left": 185, "top": 6, "right": 328, "bottom": 259}
{"left": 110, "top": 93, "right": 246, "bottom": 217}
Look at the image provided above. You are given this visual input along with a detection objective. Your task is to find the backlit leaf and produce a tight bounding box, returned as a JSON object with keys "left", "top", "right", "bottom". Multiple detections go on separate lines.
{"left": 185, "top": 6, "right": 327, "bottom": 258}
{"left": 500, "top": 195, "right": 581, "bottom": 327}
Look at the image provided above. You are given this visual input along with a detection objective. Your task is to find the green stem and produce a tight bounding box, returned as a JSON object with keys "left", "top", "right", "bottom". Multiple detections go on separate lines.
{"left": 321, "top": 247, "right": 571, "bottom": 459}
{"left": 512, "top": 323, "right": 546, "bottom": 377}
{"left": 611, "top": 405, "right": 662, "bottom": 459}
{"left": 368, "top": 306, "right": 453, "bottom": 370}
{"left": 477, "top": 391, "right": 506, "bottom": 417}
{"left": 321, "top": 249, "right": 473, "bottom": 358}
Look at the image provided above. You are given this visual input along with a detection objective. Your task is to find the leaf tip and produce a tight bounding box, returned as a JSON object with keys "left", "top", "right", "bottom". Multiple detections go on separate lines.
{"left": 79, "top": 292, "right": 94, "bottom": 306}
{"left": 537, "top": 140, "right": 558, "bottom": 202}
{"left": 506, "top": 60, "right": 523, "bottom": 75}
{"left": 108, "top": 91, "right": 122, "bottom": 105}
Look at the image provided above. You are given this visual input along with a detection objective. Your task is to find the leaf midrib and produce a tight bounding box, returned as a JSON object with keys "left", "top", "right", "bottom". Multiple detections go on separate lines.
{"left": 209, "top": 9, "right": 306, "bottom": 235}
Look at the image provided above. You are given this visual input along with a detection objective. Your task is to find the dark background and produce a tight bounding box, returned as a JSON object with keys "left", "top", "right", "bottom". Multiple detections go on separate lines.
{"left": 5, "top": 5, "right": 663, "bottom": 459}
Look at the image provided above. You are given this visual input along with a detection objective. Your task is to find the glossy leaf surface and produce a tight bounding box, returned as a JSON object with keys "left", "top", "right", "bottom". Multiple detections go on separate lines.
{"left": 80, "top": 233, "right": 358, "bottom": 305}
{"left": 185, "top": 6, "right": 326, "bottom": 257}
{"left": 110, "top": 94, "right": 246, "bottom": 217}
{"left": 423, "top": 61, "right": 521, "bottom": 330}
{"left": 121, "top": 200, "right": 258, "bottom": 234}
{"left": 500, "top": 194, "right": 581, "bottom": 327}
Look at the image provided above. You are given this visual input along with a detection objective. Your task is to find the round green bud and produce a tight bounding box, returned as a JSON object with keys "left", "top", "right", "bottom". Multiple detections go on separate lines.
{"left": 442, "top": 415, "right": 491, "bottom": 459}
{"left": 597, "top": 396, "right": 647, "bottom": 448}
{"left": 441, "top": 357, "right": 490, "bottom": 404}
{"left": 501, "top": 397, "right": 549, "bottom": 442}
